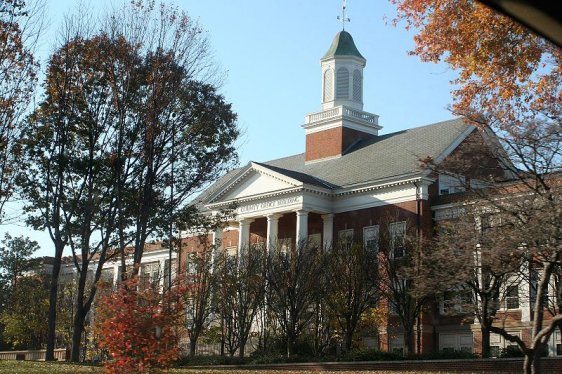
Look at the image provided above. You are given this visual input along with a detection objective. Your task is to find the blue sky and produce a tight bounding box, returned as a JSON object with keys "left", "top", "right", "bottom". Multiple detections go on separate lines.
{"left": 5, "top": 0, "right": 459, "bottom": 256}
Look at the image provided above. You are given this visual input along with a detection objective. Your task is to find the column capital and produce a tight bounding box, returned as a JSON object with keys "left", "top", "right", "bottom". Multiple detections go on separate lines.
{"left": 294, "top": 209, "right": 309, "bottom": 217}
{"left": 238, "top": 218, "right": 255, "bottom": 226}
{"left": 266, "top": 213, "right": 283, "bottom": 222}
{"left": 321, "top": 213, "right": 334, "bottom": 221}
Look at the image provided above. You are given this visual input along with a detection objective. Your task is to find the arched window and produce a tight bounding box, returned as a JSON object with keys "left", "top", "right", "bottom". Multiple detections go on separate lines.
{"left": 353, "top": 69, "right": 362, "bottom": 102}
{"left": 323, "top": 69, "right": 333, "bottom": 102}
{"left": 336, "top": 67, "right": 349, "bottom": 100}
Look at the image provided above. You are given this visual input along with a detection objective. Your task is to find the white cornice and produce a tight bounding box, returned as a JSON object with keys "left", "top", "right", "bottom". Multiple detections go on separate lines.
{"left": 207, "top": 162, "right": 303, "bottom": 204}
{"left": 335, "top": 175, "right": 431, "bottom": 197}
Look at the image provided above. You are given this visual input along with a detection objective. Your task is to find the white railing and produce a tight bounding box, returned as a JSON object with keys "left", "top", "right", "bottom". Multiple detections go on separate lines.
{"left": 305, "top": 105, "right": 378, "bottom": 126}
{"left": 343, "top": 106, "right": 378, "bottom": 124}
{"left": 305, "top": 107, "right": 341, "bottom": 124}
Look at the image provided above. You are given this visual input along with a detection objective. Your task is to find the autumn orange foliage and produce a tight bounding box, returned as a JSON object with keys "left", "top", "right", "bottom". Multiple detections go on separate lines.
{"left": 94, "top": 278, "right": 184, "bottom": 373}
{"left": 391, "top": 0, "right": 561, "bottom": 129}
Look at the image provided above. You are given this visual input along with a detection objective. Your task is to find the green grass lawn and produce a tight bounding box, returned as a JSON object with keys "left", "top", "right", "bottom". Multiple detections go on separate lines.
{"left": 0, "top": 360, "right": 445, "bottom": 374}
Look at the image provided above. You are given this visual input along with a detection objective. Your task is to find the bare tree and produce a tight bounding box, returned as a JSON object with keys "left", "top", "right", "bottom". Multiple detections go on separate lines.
{"left": 423, "top": 206, "right": 525, "bottom": 357}
{"left": 424, "top": 118, "right": 562, "bottom": 373}
{"left": 377, "top": 220, "right": 430, "bottom": 356}
{"left": 182, "top": 243, "right": 217, "bottom": 356}
{"left": 324, "top": 240, "right": 379, "bottom": 352}
{"left": 215, "top": 245, "right": 266, "bottom": 358}
{"left": 266, "top": 240, "right": 324, "bottom": 358}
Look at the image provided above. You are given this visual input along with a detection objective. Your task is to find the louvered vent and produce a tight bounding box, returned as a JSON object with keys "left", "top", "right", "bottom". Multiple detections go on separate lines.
{"left": 336, "top": 67, "right": 349, "bottom": 99}
{"left": 353, "top": 69, "right": 362, "bottom": 102}
{"left": 323, "top": 69, "right": 333, "bottom": 102}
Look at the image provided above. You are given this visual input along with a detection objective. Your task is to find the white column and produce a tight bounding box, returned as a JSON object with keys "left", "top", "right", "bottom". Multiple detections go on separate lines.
{"left": 238, "top": 218, "right": 254, "bottom": 255}
{"left": 159, "top": 259, "right": 167, "bottom": 289}
{"left": 321, "top": 213, "right": 334, "bottom": 250}
{"left": 295, "top": 210, "right": 309, "bottom": 248}
{"left": 520, "top": 261, "right": 531, "bottom": 322}
{"left": 112, "top": 264, "right": 120, "bottom": 287}
{"left": 266, "top": 214, "right": 282, "bottom": 252}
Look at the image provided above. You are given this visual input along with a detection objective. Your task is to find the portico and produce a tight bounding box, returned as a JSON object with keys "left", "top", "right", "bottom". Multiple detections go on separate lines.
{"left": 228, "top": 204, "right": 334, "bottom": 253}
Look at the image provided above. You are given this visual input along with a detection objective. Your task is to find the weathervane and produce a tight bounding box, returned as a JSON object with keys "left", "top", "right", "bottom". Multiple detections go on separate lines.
{"left": 337, "top": 0, "right": 350, "bottom": 30}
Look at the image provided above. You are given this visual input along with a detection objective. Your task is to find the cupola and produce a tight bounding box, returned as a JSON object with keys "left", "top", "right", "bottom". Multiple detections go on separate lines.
{"left": 321, "top": 31, "right": 366, "bottom": 111}
{"left": 303, "top": 30, "right": 381, "bottom": 163}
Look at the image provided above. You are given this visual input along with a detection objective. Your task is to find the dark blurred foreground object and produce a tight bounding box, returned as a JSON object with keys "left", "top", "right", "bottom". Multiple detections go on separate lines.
{"left": 478, "top": 0, "right": 562, "bottom": 47}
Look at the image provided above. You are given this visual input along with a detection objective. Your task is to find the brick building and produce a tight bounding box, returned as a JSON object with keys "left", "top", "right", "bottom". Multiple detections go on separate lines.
{"left": 59, "top": 28, "right": 559, "bottom": 358}
{"left": 176, "top": 28, "right": 562, "bottom": 357}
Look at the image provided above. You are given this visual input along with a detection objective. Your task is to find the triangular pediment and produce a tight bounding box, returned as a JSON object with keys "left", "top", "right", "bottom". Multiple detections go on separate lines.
{"left": 208, "top": 163, "right": 302, "bottom": 204}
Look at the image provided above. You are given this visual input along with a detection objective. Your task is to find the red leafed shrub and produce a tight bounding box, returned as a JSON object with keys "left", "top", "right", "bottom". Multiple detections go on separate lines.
{"left": 94, "top": 277, "right": 184, "bottom": 373}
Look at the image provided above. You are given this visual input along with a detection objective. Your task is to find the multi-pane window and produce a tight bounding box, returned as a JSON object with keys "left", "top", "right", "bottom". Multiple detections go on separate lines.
{"left": 225, "top": 246, "right": 238, "bottom": 257}
{"left": 439, "top": 333, "right": 473, "bottom": 353}
{"left": 363, "top": 225, "right": 379, "bottom": 252}
{"left": 338, "top": 229, "right": 354, "bottom": 248}
{"left": 279, "top": 238, "right": 292, "bottom": 255}
{"left": 390, "top": 335, "right": 405, "bottom": 356}
{"left": 308, "top": 233, "right": 321, "bottom": 248}
{"left": 441, "top": 289, "right": 472, "bottom": 315}
{"left": 438, "top": 174, "right": 465, "bottom": 195}
{"left": 164, "top": 259, "right": 176, "bottom": 289}
{"left": 389, "top": 221, "right": 406, "bottom": 258}
{"left": 530, "top": 269, "right": 550, "bottom": 307}
{"left": 490, "top": 332, "right": 520, "bottom": 357}
{"left": 505, "top": 285, "right": 519, "bottom": 309}
{"left": 140, "top": 262, "right": 161, "bottom": 289}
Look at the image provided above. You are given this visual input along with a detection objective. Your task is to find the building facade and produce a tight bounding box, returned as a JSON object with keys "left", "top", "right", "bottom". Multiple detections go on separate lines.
{"left": 57, "top": 28, "right": 561, "bottom": 358}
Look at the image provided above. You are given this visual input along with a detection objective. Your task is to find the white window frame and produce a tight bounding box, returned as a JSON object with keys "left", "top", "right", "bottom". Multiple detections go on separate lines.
{"left": 389, "top": 221, "right": 406, "bottom": 259}
{"left": 502, "top": 284, "right": 520, "bottom": 310}
{"left": 439, "top": 333, "right": 473, "bottom": 353}
{"left": 363, "top": 225, "right": 379, "bottom": 252}
{"left": 389, "top": 335, "right": 405, "bottom": 356}
{"left": 490, "top": 332, "right": 520, "bottom": 357}
{"left": 141, "top": 262, "right": 161, "bottom": 284}
{"left": 439, "top": 174, "right": 466, "bottom": 195}
{"left": 441, "top": 288, "right": 473, "bottom": 315}
{"left": 338, "top": 229, "right": 354, "bottom": 248}
{"left": 308, "top": 233, "right": 321, "bottom": 247}
{"left": 224, "top": 246, "right": 238, "bottom": 257}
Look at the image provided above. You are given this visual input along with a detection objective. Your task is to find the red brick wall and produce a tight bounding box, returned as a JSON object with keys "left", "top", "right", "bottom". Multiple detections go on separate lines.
{"left": 305, "top": 126, "right": 376, "bottom": 162}
{"left": 332, "top": 200, "right": 432, "bottom": 240}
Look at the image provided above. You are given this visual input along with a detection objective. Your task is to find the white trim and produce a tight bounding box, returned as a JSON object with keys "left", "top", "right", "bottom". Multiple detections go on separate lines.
{"left": 207, "top": 162, "right": 304, "bottom": 204}
{"left": 433, "top": 124, "right": 475, "bottom": 164}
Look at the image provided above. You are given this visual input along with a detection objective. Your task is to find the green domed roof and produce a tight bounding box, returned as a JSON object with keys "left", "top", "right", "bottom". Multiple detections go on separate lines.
{"left": 322, "top": 30, "right": 365, "bottom": 60}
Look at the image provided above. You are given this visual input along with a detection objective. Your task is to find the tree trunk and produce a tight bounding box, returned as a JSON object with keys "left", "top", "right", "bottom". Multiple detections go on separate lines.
{"left": 404, "top": 326, "right": 414, "bottom": 356}
{"left": 481, "top": 326, "right": 491, "bottom": 358}
{"left": 287, "top": 332, "right": 294, "bottom": 358}
{"left": 189, "top": 338, "right": 197, "bottom": 356}
{"left": 70, "top": 309, "right": 86, "bottom": 362}
{"left": 239, "top": 338, "right": 246, "bottom": 358}
{"left": 522, "top": 348, "right": 544, "bottom": 374}
{"left": 343, "top": 329, "right": 353, "bottom": 353}
{"left": 416, "top": 314, "right": 422, "bottom": 354}
{"left": 45, "top": 242, "right": 64, "bottom": 361}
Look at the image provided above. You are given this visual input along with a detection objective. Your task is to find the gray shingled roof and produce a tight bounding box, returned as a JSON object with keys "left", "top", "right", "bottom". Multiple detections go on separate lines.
{"left": 199, "top": 118, "right": 471, "bottom": 205}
